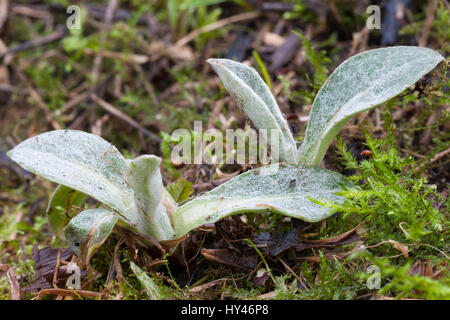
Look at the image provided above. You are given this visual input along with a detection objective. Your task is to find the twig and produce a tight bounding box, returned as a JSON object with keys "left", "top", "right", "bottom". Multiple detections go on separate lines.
{"left": 419, "top": 0, "right": 435, "bottom": 47}
{"left": 429, "top": 146, "right": 450, "bottom": 163}
{"left": 90, "top": 94, "right": 162, "bottom": 143}
{"left": 398, "top": 222, "right": 411, "bottom": 239}
{"left": 399, "top": 148, "right": 426, "bottom": 159}
{"left": 415, "top": 146, "right": 450, "bottom": 173}
{"left": 0, "top": 0, "right": 8, "bottom": 32}
{"left": 7, "top": 208, "right": 23, "bottom": 240}
{"left": 35, "top": 288, "right": 101, "bottom": 299}
{"left": 329, "top": 0, "right": 342, "bottom": 23}
{"left": 104, "top": 0, "right": 118, "bottom": 25}
{"left": 61, "top": 73, "right": 116, "bottom": 114}
{"left": 189, "top": 277, "right": 231, "bottom": 293}
{"left": 277, "top": 257, "right": 310, "bottom": 289}
{"left": 0, "top": 83, "right": 18, "bottom": 93}
{"left": 84, "top": 48, "right": 149, "bottom": 64}
{"left": 192, "top": 177, "right": 232, "bottom": 192}
{"left": 16, "top": 71, "right": 62, "bottom": 130}
{"left": 415, "top": 243, "right": 449, "bottom": 260}
{"left": 52, "top": 249, "right": 62, "bottom": 289}
{"left": 113, "top": 238, "right": 125, "bottom": 284}
{"left": 258, "top": 291, "right": 276, "bottom": 299}
{"left": 91, "top": 0, "right": 118, "bottom": 83}
{"left": 135, "top": 64, "right": 159, "bottom": 106}
{"left": 419, "top": 111, "right": 436, "bottom": 145}
{"left": 0, "top": 264, "right": 21, "bottom": 300}
{"left": 0, "top": 25, "right": 66, "bottom": 58}
{"left": 261, "top": 2, "right": 293, "bottom": 12}
{"left": 10, "top": 4, "right": 52, "bottom": 20}
{"left": 365, "top": 238, "right": 449, "bottom": 260}
{"left": 175, "top": 11, "right": 261, "bottom": 48}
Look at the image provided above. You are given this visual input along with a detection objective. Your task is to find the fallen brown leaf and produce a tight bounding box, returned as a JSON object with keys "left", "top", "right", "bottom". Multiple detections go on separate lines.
{"left": 388, "top": 240, "right": 409, "bottom": 259}
{"left": 254, "top": 226, "right": 360, "bottom": 256}
{"left": 24, "top": 246, "right": 81, "bottom": 293}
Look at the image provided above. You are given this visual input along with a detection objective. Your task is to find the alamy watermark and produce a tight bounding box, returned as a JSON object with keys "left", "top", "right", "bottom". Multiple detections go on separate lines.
{"left": 66, "top": 5, "right": 81, "bottom": 30}
{"left": 65, "top": 262, "right": 81, "bottom": 290}
{"left": 366, "top": 5, "right": 381, "bottom": 30}
{"left": 65, "top": 4, "right": 382, "bottom": 31}
{"left": 366, "top": 264, "right": 381, "bottom": 290}
{"left": 64, "top": 4, "right": 382, "bottom": 33}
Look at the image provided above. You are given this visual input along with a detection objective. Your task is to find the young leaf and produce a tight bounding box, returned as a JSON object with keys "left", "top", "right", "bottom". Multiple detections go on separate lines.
{"left": 7, "top": 130, "right": 141, "bottom": 227}
{"left": 167, "top": 179, "right": 194, "bottom": 203}
{"left": 207, "top": 58, "right": 298, "bottom": 163}
{"left": 46, "top": 185, "right": 87, "bottom": 240}
{"left": 163, "top": 188, "right": 179, "bottom": 218}
{"left": 65, "top": 208, "right": 118, "bottom": 265}
{"left": 298, "top": 46, "right": 444, "bottom": 165}
{"left": 172, "top": 163, "right": 352, "bottom": 238}
{"left": 126, "top": 155, "right": 175, "bottom": 240}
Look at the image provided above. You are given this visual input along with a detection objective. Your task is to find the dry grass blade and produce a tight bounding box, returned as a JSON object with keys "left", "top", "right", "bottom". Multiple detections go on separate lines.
{"left": 175, "top": 11, "right": 261, "bottom": 47}
{"left": 16, "top": 71, "right": 61, "bottom": 130}
{"left": 189, "top": 277, "right": 230, "bottom": 293}
{"left": 113, "top": 238, "right": 125, "bottom": 284}
{"left": 277, "top": 257, "right": 310, "bottom": 289}
{"left": 34, "top": 288, "right": 101, "bottom": 299}
{"left": 0, "top": 26, "right": 66, "bottom": 58}
{"left": 0, "top": 0, "right": 8, "bottom": 32}
{"left": 415, "top": 146, "right": 450, "bottom": 173}
{"left": 419, "top": 0, "right": 435, "bottom": 47}
{"left": 91, "top": 0, "right": 119, "bottom": 82}
{"left": 90, "top": 94, "right": 161, "bottom": 143}
{"left": 84, "top": 48, "right": 149, "bottom": 64}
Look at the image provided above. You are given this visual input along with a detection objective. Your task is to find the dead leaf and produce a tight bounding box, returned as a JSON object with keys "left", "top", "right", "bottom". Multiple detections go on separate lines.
{"left": 253, "top": 270, "right": 270, "bottom": 287}
{"left": 201, "top": 248, "right": 258, "bottom": 271}
{"left": 254, "top": 226, "right": 360, "bottom": 256}
{"left": 270, "top": 33, "right": 301, "bottom": 70}
{"left": 189, "top": 277, "right": 230, "bottom": 293}
{"left": 24, "top": 246, "right": 83, "bottom": 293}
{"left": 388, "top": 240, "right": 409, "bottom": 258}
{"left": 263, "top": 32, "right": 285, "bottom": 47}
{"left": 254, "top": 230, "right": 299, "bottom": 256}
{"left": 408, "top": 259, "right": 444, "bottom": 280}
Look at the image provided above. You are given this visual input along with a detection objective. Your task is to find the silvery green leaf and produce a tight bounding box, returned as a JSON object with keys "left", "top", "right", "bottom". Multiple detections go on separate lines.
{"left": 130, "top": 262, "right": 163, "bottom": 300}
{"left": 172, "top": 163, "right": 352, "bottom": 238}
{"left": 46, "top": 185, "right": 87, "bottom": 240}
{"left": 126, "top": 155, "right": 175, "bottom": 240}
{"left": 298, "top": 46, "right": 444, "bottom": 165}
{"left": 65, "top": 208, "right": 118, "bottom": 265}
{"left": 7, "top": 130, "right": 144, "bottom": 230}
{"left": 207, "top": 58, "right": 298, "bottom": 163}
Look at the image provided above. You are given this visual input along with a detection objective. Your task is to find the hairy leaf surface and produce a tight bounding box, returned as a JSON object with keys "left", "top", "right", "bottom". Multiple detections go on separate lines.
{"left": 46, "top": 185, "right": 87, "bottom": 240}
{"left": 65, "top": 208, "right": 118, "bottom": 265}
{"left": 126, "top": 155, "right": 175, "bottom": 240}
{"left": 298, "top": 46, "right": 444, "bottom": 165}
{"left": 172, "top": 164, "right": 352, "bottom": 237}
{"left": 208, "top": 58, "right": 298, "bottom": 163}
{"left": 7, "top": 130, "right": 146, "bottom": 229}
